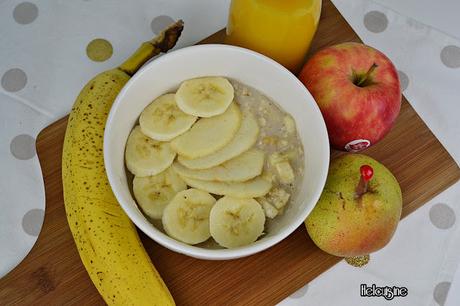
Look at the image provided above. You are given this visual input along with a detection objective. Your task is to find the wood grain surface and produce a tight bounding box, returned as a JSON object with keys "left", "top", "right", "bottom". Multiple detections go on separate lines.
{"left": 1, "top": 1, "right": 459, "bottom": 305}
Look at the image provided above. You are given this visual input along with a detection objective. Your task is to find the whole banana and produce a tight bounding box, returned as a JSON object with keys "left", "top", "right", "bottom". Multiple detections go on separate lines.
{"left": 62, "top": 21, "right": 183, "bottom": 305}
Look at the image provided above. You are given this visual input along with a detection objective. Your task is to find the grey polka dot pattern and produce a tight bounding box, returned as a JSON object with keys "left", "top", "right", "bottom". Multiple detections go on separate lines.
{"left": 363, "top": 11, "right": 388, "bottom": 33}
{"left": 151, "top": 15, "right": 175, "bottom": 35}
{"left": 440, "top": 45, "right": 460, "bottom": 68}
{"left": 22, "top": 209, "right": 45, "bottom": 236}
{"left": 13, "top": 2, "right": 38, "bottom": 25}
{"left": 1, "top": 68, "right": 27, "bottom": 92}
{"left": 433, "top": 282, "right": 451, "bottom": 306}
{"left": 398, "top": 70, "right": 409, "bottom": 91}
{"left": 290, "top": 284, "right": 309, "bottom": 299}
{"left": 10, "top": 134, "right": 36, "bottom": 160}
{"left": 429, "top": 203, "right": 456, "bottom": 229}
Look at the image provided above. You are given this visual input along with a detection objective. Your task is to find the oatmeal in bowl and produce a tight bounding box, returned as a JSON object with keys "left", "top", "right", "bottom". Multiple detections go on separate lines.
{"left": 124, "top": 77, "right": 305, "bottom": 249}
{"left": 104, "top": 44, "right": 329, "bottom": 259}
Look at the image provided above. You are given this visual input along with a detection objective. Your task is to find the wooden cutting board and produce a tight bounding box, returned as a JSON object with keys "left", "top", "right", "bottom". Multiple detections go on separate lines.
{"left": 1, "top": 1, "right": 459, "bottom": 305}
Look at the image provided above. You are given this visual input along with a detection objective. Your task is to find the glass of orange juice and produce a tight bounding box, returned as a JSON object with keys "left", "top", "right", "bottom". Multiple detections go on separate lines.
{"left": 225, "top": 0, "right": 322, "bottom": 73}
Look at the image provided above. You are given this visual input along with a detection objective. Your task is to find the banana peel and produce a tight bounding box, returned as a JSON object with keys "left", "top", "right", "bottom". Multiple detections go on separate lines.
{"left": 62, "top": 20, "right": 183, "bottom": 305}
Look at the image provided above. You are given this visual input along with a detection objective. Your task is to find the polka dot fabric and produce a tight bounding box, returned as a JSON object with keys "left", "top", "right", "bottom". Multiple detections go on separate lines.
{"left": 397, "top": 70, "right": 409, "bottom": 92}
{"left": 22, "top": 209, "right": 45, "bottom": 236}
{"left": 430, "top": 204, "right": 456, "bottom": 230}
{"left": 363, "top": 11, "right": 388, "bottom": 33}
{"left": 434, "top": 282, "right": 451, "bottom": 306}
{"left": 10, "top": 134, "right": 36, "bottom": 160}
{"left": 1, "top": 68, "right": 27, "bottom": 92}
{"left": 86, "top": 39, "right": 113, "bottom": 62}
{"left": 13, "top": 2, "right": 38, "bottom": 25}
{"left": 441, "top": 45, "right": 460, "bottom": 68}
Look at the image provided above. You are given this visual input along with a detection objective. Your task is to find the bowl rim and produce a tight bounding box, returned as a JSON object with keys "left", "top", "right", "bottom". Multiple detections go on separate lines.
{"left": 104, "top": 44, "right": 329, "bottom": 260}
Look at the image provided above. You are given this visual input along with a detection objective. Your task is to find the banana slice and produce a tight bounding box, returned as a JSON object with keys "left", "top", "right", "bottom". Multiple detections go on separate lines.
{"left": 181, "top": 175, "right": 272, "bottom": 198}
{"left": 258, "top": 198, "right": 279, "bottom": 219}
{"left": 177, "top": 110, "right": 259, "bottom": 169}
{"left": 162, "top": 188, "right": 216, "bottom": 245}
{"left": 176, "top": 77, "right": 234, "bottom": 117}
{"left": 172, "top": 149, "right": 264, "bottom": 182}
{"left": 210, "top": 197, "right": 265, "bottom": 248}
{"left": 125, "top": 126, "right": 176, "bottom": 177}
{"left": 170, "top": 103, "right": 242, "bottom": 159}
{"left": 133, "top": 167, "right": 187, "bottom": 219}
{"left": 139, "top": 94, "right": 197, "bottom": 141}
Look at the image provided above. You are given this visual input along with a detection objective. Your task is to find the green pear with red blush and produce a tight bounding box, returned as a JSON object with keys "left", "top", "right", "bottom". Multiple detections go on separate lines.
{"left": 305, "top": 154, "right": 402, "bottom": 257}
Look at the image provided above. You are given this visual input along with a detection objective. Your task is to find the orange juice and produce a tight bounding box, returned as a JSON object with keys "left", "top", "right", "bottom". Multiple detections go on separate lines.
{"left": 226, "top": 0, "right": 322, "bottom": 73}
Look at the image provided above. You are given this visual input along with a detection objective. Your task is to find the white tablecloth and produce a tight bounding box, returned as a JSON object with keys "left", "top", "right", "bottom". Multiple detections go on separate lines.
{"left": 1, "top": 1, "right": 459, "bottom": 305}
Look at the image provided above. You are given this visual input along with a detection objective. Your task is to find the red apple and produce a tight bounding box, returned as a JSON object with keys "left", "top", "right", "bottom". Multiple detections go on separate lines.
{"left": 299, "top": 42, "right": 401, "bottom": 152}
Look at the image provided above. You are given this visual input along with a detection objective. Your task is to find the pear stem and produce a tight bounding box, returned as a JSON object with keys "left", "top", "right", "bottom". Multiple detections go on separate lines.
{"left": 355, "top": 165, "right": 374, "bottom": 198}
{"left": 355, "top": 63, "right": 378, "bottom": 87}
{"left": 355, "top": 177, "right": 368, "bottom": 198}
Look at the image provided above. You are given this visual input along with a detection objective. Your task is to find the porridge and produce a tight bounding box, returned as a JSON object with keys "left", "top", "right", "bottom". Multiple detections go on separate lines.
{"left": 124, "top": 76, "right": 304, "bottom": 248}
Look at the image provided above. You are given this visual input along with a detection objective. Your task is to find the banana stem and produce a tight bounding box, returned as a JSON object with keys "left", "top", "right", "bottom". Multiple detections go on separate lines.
{"left": 119, "top": 20, "right": 184, "bottom": 76}
{"left": 118, "top": 43, "right": 157, "bottom": 76}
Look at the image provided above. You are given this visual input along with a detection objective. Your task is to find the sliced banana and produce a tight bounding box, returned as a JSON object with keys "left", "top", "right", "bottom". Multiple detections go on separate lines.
{"left": 275, "top": 161, "right": 295, "bottom": 184}
{"left": 172, "top": 149, "right": 264, "bottom": 182}
{"left": 176, "top": 77, "right": 234, "bottom": 117}
{"left": 210, "top": 197, "right": 265, "bottom": 248}
{"left": 125, "top": 126, "right": 176, "bottom": 177}
{"left": 266, "top": 187, "right": 290, "bottom": 209}
{"left": 133, "top": 167, "right": 187, "bottom": 219}
{"left": 181, "top": 175, "right": 272, "bottom": 198}
{"left": 170, "top": 103, "right": 242, "bottom": 159}
{"left": 139, "top": 94, "right": 197, "bottom": 141}
{"left": 162, "top": 188, "right": 216, "bottom": 245}
{"left": 177, "top": 110, "right": 259, "bottom": 169}
{"left": 257, "top": 198, "right": 279, "bottom": 219}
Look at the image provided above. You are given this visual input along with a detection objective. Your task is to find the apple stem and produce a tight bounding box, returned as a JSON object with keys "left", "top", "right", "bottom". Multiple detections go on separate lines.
{"left": 355, "top": 165, "right": 374, "bottom": 198}
{"left": 356, "top": 63, "right": 378, "bottom": 87}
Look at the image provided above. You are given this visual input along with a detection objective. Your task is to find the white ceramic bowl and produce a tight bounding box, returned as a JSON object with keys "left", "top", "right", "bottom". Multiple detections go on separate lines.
{"left": 104, "top": 44, "right": 329, "bottom": 260}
